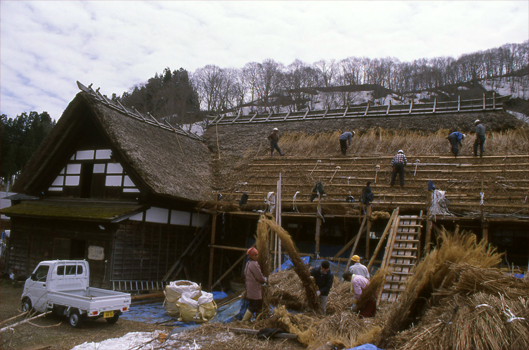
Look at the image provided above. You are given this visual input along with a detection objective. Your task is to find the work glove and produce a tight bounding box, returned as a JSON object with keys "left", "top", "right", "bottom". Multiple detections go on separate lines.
{"left": 264, "top": 277, "right": 268, "bottom": 283}
{"left": 351, "top": 299, "right": 358, "bottom": 311}
{"left": 316, "top": 290, "right": 321, "bottom": 297}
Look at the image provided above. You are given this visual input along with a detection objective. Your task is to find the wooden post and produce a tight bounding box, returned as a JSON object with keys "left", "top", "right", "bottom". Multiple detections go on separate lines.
{"left": 433, "top": 98, "right": 437, "bottom": 113}
{"left": 483, "top": 93, "right": 486, "bottom": 110}
{"left": 315, "top": 217, "right": 322, "bottom": 257}
{"left": 482, "top": 219, "right": 489, "bottom": 245}
{"left": 208, "top": 195, "right": 218, "bottom": 291}
{"left": 493, "top": 92, "right": 496, "bottom": 109}
{"left": 365, "top": 205, "right": 373, "bottom": 259}
{"left": 276, "top": 174, "right": 282, "bottom": 270}
{"left": 408, "top": 100, "right": 413, "bottom": 114}
{"left": 386, "top": 100, "right": 391, "bottom": 115}
{"left": 457, "top": 95, "right": 461, "bottom": 112}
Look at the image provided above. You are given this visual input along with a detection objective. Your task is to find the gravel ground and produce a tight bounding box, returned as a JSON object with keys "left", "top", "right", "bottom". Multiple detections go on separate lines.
{"left": 0, "top": 279, "right": 168, "bottom": 350}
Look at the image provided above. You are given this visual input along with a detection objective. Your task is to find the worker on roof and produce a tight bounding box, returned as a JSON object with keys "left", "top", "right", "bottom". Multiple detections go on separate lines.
{"left": 473, "top": 120, "right": 486, "bottom": 158}
{"left": 446, "top": 131, "right": 466, "bottom": 158}
{"left": 267, "top": 127, "right": 284, "bottom": 156}
{"left": 242, "top": 247, "right": 267, "bottom": 323}
{"left": 343, "top": 271, "right": 376, "bottom": 318}
{"left": 361, "top": 181, "right": 374, "bottom": 205}
{"left": 339, "top": 131, "right": 356, "bottom": 156}
{"left": 310, "top": 260, "right": 334, "bottom": 313}
{"left": 390, "top": 150, "right": 407, "bottom": 187}
{"left": 348, "top": 255, "right": 370, "bottom": 280}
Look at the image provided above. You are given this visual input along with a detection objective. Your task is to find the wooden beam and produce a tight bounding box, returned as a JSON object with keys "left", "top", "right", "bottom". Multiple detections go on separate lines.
{"left": 365, "top": 205, "right": 373, "bottom": 259}
{"left": 345, "top": 216, "right": 368, "bottom": 271}
{"left": 333, "top": 216, "right": 366, "bottom": 259}
{"left": 367, "top": 208, "right": 397, "bottom": 271}
{"left": 211, "top": 249, "right": 251, "bottom": 290}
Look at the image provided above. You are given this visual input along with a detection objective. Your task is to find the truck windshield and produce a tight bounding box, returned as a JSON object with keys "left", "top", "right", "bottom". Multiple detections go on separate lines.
{"left": 33, "top": 265, "right": 49, "bottom": 281}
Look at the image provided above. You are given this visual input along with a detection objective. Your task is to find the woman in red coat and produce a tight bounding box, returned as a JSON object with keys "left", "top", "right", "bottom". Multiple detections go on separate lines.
{"left": 242, "top": 247, "right": 267, "bottom": 323}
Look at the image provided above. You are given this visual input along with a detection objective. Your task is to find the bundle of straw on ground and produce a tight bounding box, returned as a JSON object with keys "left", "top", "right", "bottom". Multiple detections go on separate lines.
{"left": 376, "top": 227, "right": 505, "bottom": 349}
{"left": 391, "top": 291, "right": 529, "bottom": 350}
{"left": 356, "top": 267, "right": 388, "bottom": 311}
{"left": 260, "top": 216, "right": 320, "bottom": 312}
{"left": 267, "top": 269, "right": 308, "bottom": 311}
{"left": 325, "top": 278, "right": 354, "bottom": 314}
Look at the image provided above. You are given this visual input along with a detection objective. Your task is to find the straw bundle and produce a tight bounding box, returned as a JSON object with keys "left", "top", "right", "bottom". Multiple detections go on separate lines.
{"left": 371, "top": 211, "right": 391, "bottom": 221}
{"left": 392, "top": 292, "right": 529, "bottom": 350}
{"left": 267, "top": 269, "right": 307, "bottom": 310}
{"left": 259, "top": 216, "right": 320, "bottom": 311}
{"left": 325, "top": 278, "right": 354, "bottom": 314}
{"left": 356, "top": 268, "right": 388, "bottom": 311}
{"left": 377, "top": 227, "right": 504, "bottom": 348}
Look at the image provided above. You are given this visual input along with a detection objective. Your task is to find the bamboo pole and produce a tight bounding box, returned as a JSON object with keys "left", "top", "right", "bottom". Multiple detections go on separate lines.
{"left": 208, "top": 195, "right": 218, "bottom": 291}
{"left": 333, "top": 215, "right": 366, "bottom": 259}
{"left": 365, "top": 205, "right": 373, "bottom": 259}
{"left": 345, "top": 217, "right": 368, "bottom": 271}
{"left": 211, "top": 249, "right": 252, "bottom": 289}
{"left": 367, "top": 209, "right": 397, "bottom": 271}
{"left": 0, "top": 312, "right": 52, "bottom": 333}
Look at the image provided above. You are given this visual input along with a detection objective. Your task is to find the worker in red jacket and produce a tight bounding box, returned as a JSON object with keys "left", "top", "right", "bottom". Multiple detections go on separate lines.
{"left": 242, "top": 247, "right": 267, "bottom": 323}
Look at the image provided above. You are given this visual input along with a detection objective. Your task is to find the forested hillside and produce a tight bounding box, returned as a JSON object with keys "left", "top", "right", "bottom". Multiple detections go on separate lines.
{"left": 0, "top": 112, "right": 55, "bottom": 184}
{"left": 116, "top": 41, "right": 528, "bottom": 119}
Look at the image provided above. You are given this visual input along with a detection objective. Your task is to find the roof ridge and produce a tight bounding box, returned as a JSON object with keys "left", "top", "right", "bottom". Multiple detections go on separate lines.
{"left": 76, "top": 81, "right": 204, "bottom": 142}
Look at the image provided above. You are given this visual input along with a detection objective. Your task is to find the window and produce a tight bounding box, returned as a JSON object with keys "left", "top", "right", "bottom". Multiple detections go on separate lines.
{"left": 32, "top": 265, "right": 49, "bottom": 282}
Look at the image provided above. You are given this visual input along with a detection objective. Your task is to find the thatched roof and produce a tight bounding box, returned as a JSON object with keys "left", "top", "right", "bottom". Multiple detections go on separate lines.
{"left": 13, "top": 91, "right": 212, "bottom": 203}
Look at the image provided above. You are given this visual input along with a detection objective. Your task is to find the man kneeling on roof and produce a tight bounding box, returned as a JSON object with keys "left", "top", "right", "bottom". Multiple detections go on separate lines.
{"left": 343, "top": 271, "right": 376, "bottom": 318}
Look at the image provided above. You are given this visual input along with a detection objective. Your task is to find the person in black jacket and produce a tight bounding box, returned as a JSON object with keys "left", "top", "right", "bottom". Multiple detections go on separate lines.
{"left": 310, "top": 260, "right": 334, "bottom": 313}
{"left": 361, "top": 181, "right": 374, "bottom": 205}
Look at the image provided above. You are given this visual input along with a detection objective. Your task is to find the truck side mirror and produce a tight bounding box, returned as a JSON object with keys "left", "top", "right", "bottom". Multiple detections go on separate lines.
{"left": 31, "top": 273, "right": 37, "bottom": 281}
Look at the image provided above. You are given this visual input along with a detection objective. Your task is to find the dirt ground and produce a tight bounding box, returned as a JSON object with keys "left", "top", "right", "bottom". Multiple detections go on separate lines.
{"left": 0, "top": 279, "right": 167, "bottom": 350}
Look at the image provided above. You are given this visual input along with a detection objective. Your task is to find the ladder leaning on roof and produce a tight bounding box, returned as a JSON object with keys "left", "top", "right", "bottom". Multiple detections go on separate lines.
{"left": 378, "top": 211, "right": 423, "bottom": 303}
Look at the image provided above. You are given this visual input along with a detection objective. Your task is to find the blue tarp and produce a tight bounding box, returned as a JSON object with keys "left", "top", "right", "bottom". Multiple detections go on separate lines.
{"left": 347, "top": 344, "right": 384, "bottom": 350}
{"left": 121, "top": 291, "right": 231, "bottom": 326}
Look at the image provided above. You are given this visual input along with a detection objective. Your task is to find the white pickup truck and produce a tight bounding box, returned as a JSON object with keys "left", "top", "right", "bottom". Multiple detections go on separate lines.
{"left": 21, "top": 260, "right": 131, "bottom": 328}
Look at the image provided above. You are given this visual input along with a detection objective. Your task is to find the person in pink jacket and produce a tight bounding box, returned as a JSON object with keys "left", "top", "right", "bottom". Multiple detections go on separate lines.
{"left": 242, "top": 247, "right": 267, "bottom": 323}
{"left": 343, "top": 271, "right": 376, "bottom": 317}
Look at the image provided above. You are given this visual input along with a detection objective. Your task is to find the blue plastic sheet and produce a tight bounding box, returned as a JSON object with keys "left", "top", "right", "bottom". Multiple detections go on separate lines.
{"left": 121, "top": 291, "right": 232, "bottom": 326}
{"left": 346, "top": 344, "right": 384, "bottom": 350}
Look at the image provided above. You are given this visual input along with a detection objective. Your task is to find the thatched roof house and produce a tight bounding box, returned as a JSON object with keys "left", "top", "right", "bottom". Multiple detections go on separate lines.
{"left": 3, "top": 83, "right": 213, "bottom": 288}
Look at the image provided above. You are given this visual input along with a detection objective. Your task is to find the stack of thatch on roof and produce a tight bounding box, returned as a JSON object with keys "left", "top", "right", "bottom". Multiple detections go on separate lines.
{"left": 375, "top": 227, "right": 529, "bottom": 350}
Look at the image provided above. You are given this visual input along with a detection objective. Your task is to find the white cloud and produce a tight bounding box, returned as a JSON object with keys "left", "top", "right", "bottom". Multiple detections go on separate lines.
{"left": 1, "top": 1, "right": 527, "bottom": 120}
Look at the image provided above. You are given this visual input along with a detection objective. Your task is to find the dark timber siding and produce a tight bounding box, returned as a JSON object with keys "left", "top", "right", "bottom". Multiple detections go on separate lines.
{"left": 111, "top": 221, "right": 199, "bottom": 282}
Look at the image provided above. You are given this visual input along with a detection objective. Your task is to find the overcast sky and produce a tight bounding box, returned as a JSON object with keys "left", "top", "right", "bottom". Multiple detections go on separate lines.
{"left": 1, "top": 1, "right": 527, "bottom": 121}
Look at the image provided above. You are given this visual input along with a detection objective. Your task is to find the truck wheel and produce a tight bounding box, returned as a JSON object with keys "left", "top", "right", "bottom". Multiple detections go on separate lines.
{"left": 68, "top": 310, "right": 84, "bottom": 328}
{"left": 106, "top": 313, "right": 120, "bottom": 325}
{"left": 21, "top": 298, "right": 32, "bottom": 313}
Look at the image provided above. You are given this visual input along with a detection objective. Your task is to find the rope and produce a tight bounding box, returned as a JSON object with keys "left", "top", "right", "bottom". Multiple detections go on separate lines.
{"left": 329, "top": 166, "right": 340, "bottom": 183}
{"left": 292, "top": 191, "right": 301, "bottom": 212}
{"left": 310, "top": 160, "right": 321, "bottom": 175}
{"left": 480, "top": 192, "right": 485, "bottom": 206}
{"left": 414, "top": 159, "right": 420, "bottom": 176}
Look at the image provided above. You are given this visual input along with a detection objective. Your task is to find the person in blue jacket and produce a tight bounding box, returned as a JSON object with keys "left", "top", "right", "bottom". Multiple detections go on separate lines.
{"left": 446, "top": 131, "right": 466, "bottom": 157}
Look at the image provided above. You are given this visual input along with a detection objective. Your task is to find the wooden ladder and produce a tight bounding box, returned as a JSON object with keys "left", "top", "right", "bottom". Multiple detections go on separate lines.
{"left": 379, "top": 212, "right": 423, "bottom": 302}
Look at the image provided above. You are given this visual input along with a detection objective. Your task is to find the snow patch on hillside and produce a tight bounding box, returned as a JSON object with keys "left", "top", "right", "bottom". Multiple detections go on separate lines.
{"left": 506, "top": 110, "right": 529, "bottom": 123}
{"left": 480, "top": 76, "right": 529, "bottom": 99}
